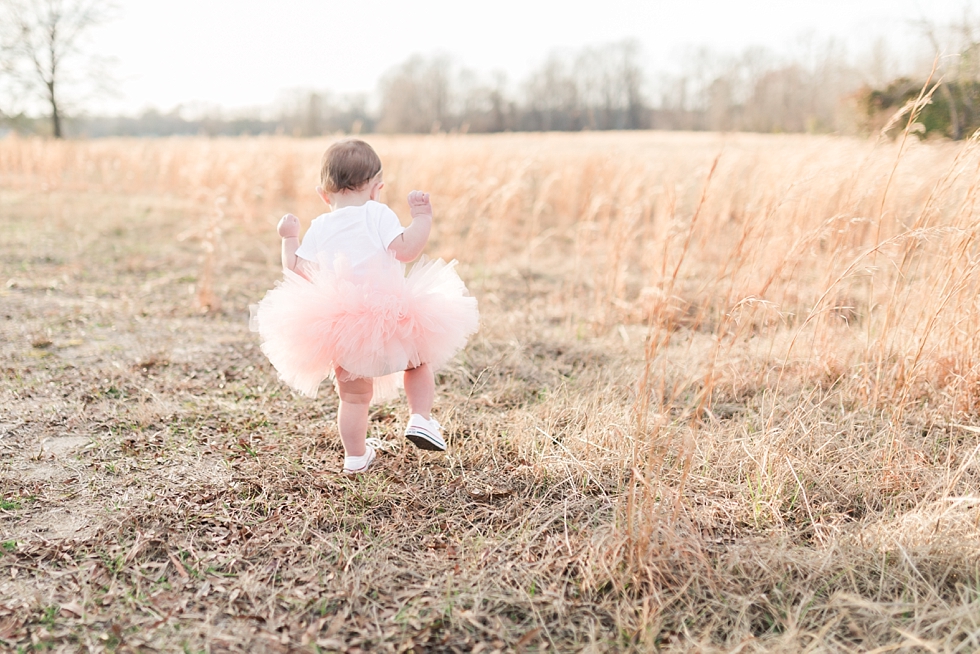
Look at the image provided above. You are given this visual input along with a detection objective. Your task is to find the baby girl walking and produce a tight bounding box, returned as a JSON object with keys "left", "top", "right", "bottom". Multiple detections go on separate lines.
{"left": 251, "top": 139, "right": 479, "bottom": 473}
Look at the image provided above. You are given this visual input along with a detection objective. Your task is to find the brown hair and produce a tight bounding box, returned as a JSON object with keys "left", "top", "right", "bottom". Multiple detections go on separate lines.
{"left": 319, "top": 139, "right": 382, "bottom": 193}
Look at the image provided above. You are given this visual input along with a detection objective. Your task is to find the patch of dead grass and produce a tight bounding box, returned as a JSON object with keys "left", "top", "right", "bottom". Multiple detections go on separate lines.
{"left": 3, "top": 132, "right": 980, "bottom": 652}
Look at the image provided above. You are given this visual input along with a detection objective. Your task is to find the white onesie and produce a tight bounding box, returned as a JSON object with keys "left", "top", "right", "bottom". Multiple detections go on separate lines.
{"left": 295, "top": 200, "right": 405, "bottom": 269}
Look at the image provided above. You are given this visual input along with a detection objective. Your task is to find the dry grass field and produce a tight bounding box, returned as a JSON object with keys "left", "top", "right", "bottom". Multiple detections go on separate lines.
{"left": 3, "top": 128, "right": 980, "bottom": 652}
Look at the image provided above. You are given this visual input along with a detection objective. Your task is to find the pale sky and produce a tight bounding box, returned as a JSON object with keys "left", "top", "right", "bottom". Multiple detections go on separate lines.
{"left": 87, "top": 0, "right": 974, "bottom": 115}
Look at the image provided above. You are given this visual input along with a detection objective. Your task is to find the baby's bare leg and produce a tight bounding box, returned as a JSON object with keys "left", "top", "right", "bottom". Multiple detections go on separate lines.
{"left": 404, "top": 363, "right": 434, "bottom": 420}
{"left": 335, "top": 369, "right": 373, "bottom": 457}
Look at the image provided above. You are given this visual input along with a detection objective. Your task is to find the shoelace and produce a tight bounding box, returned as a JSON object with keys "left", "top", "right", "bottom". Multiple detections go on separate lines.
{"left": 366, "top": 436, "right": 399, "bottom": 452}
{"left": 425, "top": 419, "right": 445, "bottom": 445}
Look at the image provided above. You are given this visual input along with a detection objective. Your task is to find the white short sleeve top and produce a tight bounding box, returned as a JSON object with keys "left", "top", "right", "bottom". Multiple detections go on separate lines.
{"left": 295, "top": 201, "right": 406, "bottom": 268}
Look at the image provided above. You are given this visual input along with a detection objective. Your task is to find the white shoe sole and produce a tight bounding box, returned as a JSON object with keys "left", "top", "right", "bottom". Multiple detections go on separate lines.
{"left": 404, "top": 427, "right": 446, "bottom": 452}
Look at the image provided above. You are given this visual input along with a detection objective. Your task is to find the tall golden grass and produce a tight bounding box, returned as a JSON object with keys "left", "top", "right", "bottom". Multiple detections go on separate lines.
{"left": 5, "top": 125, "right": 980, "bottom": 648}
{"left": 5, "top": 130, "right": 978, "bottom": 408}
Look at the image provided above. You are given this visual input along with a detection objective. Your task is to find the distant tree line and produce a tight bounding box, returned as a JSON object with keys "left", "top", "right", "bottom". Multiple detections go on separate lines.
{"left": 375, "top": 43, "right": 648, "bottom": 133}
{"left": 5, "top": 10, "right": 980, "bottom": 139}
{"left": 63, "top": 92, "right": 376, "bottom": 138}
{"left": 48, "top": 40, "right": 887, "bottom": 138}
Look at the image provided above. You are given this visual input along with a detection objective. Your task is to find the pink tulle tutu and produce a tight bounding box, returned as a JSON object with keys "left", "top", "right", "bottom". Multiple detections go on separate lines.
{"left": 250, "top": 253, "right": 479, "bottom": 400}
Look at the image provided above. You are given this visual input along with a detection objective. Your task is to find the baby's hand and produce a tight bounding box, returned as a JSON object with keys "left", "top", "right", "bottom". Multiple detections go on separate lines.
{"left": 277, "top": 213, "right": 300, "bottom": 239}
{"left": 407, "top": 191, "right": 432, "bottom": 218}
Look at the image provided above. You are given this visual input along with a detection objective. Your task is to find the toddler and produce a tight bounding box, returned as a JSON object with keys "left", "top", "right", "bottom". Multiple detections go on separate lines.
{"left": 251, "top": 139, "right": 478, "bottom": 473}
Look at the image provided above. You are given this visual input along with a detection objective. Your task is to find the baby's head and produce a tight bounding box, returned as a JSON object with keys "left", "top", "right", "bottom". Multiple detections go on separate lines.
{"left": 319, "top": 139, "right": 382, "bottom": 200}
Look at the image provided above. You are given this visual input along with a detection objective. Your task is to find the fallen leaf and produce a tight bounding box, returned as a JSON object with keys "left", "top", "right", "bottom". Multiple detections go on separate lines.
{"left": 0, "top": 615, "right": 25, "bottom": 638}
{"left": 316, "top": 637, "right": 346, "bottom": 650}
{"left": 325, "top": 607, "right": 348, "bottom": 637}
{"left": 302, "top": 617, "right": 328, "bottom": 646}
{"left": 515, "top": 627, "right": 541, "bottom": 649}
{"left": 168, "top": 552, "right": 189, "bottom": 579}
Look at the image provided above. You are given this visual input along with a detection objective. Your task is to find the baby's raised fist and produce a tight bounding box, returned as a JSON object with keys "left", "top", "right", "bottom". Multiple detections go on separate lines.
{"left": 277, "top": 213, "right": 300, "bottom": 239}
{"left": 407, "top": 190, "right": 432, "bottom": 217}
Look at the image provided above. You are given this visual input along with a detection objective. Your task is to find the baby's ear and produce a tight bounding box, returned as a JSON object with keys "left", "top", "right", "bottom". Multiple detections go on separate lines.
{"left": 315, "top": 186, "right": 330, "bottom": 205}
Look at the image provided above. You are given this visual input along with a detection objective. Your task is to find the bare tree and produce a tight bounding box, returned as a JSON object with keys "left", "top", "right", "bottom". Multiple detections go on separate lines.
{"left": 522, "top": 41, "right": 646, "bottom": 131}
{"left": 575, "top": 41, "right": 644, "bottom": 129}
{"left": 1, "top": 0, "right": 112, "bottom": 137}
{"left": 523, "top": 54, "right": 581, "bottom": 130}
{"left": 377, "top": 54, "right": 453, "bottom": 133}
{"left": 0, "top": 10, "right": 22, "bottom": 121}
{"left": 0, "top": 40, "right": 11, "bottom": 120}
{"left": 456, "top": 69, "right": 512, "bottom": 132}
{"left": 618, "top": 41, "right": 646, "bottom": 129}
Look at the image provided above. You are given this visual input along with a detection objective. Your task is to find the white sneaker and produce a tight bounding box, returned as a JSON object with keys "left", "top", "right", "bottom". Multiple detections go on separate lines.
{"left": 342, "top": 445, "right": 376, "bottom": 474}
{"left": 404, "top": 414, "right": 446, "bottom": 452}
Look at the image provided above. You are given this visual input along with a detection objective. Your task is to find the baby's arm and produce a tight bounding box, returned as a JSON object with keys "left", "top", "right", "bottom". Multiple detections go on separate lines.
{"left": 278, "top": 214, "right": 301, "bottom": 271}
{"left": 277, "top": 213, "right": 315, "bottom": 280}
{"left": 388, "top": 191, "right": 433, "bottom": 262}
